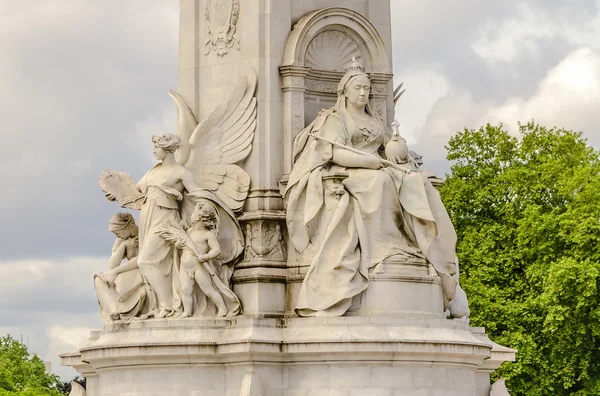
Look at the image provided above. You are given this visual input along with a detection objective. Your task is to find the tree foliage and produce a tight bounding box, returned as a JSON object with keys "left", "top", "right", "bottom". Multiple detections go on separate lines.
{"left": 439, "top": 122, "right": 600, "bottom": 395}
{"left": 0, "top": 336, "right": 63, "bottom": 396}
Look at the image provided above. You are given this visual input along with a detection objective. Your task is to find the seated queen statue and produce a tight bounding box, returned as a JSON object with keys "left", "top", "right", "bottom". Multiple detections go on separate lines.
{"left": 285, "top": 59, "right": 468, "bottom": 318}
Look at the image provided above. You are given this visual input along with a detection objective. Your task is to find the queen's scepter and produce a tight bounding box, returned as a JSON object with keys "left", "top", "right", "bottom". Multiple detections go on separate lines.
{"left": 308, "top": 129, "right": 411, "bottom": 174}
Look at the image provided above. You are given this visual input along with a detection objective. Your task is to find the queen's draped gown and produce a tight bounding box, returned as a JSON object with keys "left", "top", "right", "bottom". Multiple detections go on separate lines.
{"left": 286, "top": 108, "right": 459, "bottom": 317}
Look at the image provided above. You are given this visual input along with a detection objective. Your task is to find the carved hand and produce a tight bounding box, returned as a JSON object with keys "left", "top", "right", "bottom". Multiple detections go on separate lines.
{"left": 122, "top": 238, "right": 139, "bottom": 250}
{"left": 364, "top": 155, "right": 384, "bottom": 170}
{"left": 174, "top": 238, "right": 187, "bottom": 249}
{"left": 386, "top": 153, "right": 406, "bottom": 165}
{"left": 100, "top": 269, "right": 118, "bottom": 286}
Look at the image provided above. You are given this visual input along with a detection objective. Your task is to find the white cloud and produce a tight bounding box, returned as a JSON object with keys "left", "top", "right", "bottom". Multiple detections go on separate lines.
{"left": 484, "top": 47, "right": 600, "bottom": 138}
{"left": 411, "top": 46, "right": 600, "bottom": 175}
{"left": 394, "top": 69, "right": 451, "bottom": 144}
{"left": 474, "top": 1, "right": 600, "bottom": 65}
{"left": 473, "top": 3, "right": 557, "bottom": 63}
{"left": 47, "top": 325, "right": 95, "bottom": 379}
{"left": 0, "top": 256, "right": 105, "bottom": 380}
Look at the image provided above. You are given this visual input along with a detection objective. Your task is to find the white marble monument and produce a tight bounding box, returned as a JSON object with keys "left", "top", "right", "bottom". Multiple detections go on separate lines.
{"left": 61, "top": 1, "right": 514, "bottom": 395}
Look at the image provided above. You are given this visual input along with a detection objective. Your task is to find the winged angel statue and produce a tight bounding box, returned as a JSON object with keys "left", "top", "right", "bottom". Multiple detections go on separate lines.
{"left": 97, "top": 70, "right": 257, "bottom": 320}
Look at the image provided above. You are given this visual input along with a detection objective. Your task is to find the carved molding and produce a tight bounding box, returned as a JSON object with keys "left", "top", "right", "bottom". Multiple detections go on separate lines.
{"left": 204, "top": 0, "right": 240, "bottom": 57}
{"left": 305, "top": 79, "right": 338, "bottom": 94}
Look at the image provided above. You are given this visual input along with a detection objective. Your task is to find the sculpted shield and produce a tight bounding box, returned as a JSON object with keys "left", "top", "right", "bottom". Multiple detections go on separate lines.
{"left": 205, "top": 0, "right": 240, "bottom": 56}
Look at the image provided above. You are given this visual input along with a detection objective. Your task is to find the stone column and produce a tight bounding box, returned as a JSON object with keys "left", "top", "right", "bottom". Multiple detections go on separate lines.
{"left": 177, "top": 0, "right": 296, "bottom": 316}
{"left": 279, "top": 66, "right": 310, "bottom": 175}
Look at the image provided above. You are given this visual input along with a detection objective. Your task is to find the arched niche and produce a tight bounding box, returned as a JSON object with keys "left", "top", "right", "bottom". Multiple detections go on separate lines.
{"left": 279, "top": 7, "right": 394, "bottom": 174}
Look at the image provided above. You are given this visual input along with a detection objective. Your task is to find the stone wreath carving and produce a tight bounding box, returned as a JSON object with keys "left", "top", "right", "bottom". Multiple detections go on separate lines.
{"left": 204, "top": 0, "right": 241, "bottom": 56}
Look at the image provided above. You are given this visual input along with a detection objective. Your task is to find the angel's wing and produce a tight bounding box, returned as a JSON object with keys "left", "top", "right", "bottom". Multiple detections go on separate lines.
{"left": 170, "top": 70, "right": 257, "bottom": 212}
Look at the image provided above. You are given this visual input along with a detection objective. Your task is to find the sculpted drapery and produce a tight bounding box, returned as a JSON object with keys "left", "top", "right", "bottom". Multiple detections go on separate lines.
{"left": 285, "top": 61, "right": 465, "bottom": 318}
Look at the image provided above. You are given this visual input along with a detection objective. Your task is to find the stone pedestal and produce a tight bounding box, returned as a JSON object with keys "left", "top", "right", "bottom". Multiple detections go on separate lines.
{"left": 62, "top": 317, "right": 509, "bottom": 396}
{"left": 355, "top": 260, "right": 445, "bottom": 318}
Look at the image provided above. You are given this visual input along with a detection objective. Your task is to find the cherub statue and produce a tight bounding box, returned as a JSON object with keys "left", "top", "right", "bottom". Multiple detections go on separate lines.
{"left": 158, "top": 200, "right": 241, "bottom": 317}
{"left": 98, "top": 70, "right": 256, "bottom": 319}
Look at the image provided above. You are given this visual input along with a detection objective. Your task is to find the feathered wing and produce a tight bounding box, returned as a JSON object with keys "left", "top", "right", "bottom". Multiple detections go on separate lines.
{"left": 169, "top": 91, "right": 197, "bottom": 165}
{"left": 171, "top": 69, "right": 257, "bottom": 212}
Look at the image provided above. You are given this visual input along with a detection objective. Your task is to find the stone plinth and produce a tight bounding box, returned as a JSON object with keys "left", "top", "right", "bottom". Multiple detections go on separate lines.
{"left": 62, "top": 316, "right": 501, "bottom": 396}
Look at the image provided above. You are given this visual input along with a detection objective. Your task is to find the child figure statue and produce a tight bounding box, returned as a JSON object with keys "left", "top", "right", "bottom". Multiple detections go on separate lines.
{"left": 158, "top": 200, "right": 242, "bottom": 317}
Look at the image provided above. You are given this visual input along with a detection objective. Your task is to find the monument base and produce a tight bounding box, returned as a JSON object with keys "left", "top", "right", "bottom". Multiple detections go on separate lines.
{"left": 61, "top": 316, "right": 511, "bottom": 396}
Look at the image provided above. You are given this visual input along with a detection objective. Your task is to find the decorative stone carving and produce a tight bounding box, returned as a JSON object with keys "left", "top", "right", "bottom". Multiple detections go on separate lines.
{"left": 98, "top": 70, "right": 257, "bottom": 320}
{"left": 305, "top": 79, "right": 338, "bottom": 93}
{"left": 322, "top": 168, "right": 348, "bottom": 204}
{"left": 285, "top": 60, "right": 469, "bottom": 319}
{"left": 372, "top": 98, "right": 385, "bottom": 118}
{"left": 305, "top": 30, "right": 363, "bottom": 71}
{"left": 282, "top": 8, "right": 392, "bottom": 74}
{"left": 244, "top": 220, "right": 286, "bottom": 261}
{"left": 204, "top": 0, "right": 240, "bottom": 56}
{"left": 372, "top": 83, "right": 387, "bottom": 95}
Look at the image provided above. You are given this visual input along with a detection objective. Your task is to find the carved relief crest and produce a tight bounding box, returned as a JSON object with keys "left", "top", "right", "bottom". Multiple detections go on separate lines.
{"left": 204, "top": 0, "right": 240, "bottom": 56}
{"left": 244, "top": 221, "right": 287, "bottom": 261}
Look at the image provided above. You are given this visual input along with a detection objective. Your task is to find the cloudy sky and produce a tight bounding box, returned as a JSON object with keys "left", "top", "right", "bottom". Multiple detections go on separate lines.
{"left": 0, "top": 0, "right": 599, "bottom": 381}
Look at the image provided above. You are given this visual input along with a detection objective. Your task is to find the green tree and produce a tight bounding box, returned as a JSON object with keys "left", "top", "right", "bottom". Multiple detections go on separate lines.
{"left": 440, "top": 122, "right": 600, "bottom": 395}
{"left": 0, "top": 335, "right": 63, "bottom": 396}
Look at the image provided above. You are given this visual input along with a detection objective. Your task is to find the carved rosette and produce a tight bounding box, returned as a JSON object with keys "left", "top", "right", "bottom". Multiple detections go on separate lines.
{"left": 204, "top": 0, "right": 241, "bottom": 57}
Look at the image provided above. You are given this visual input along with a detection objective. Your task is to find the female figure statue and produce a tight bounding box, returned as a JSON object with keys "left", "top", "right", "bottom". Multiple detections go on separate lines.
{"left": 286, "top": 60, "right": 465, "bottom": 318}
{"left": 95, "top": 212, "right": 150, "bottom": 322}
{"left": 134, "top": 133, "right": 203, "bottom": 318}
